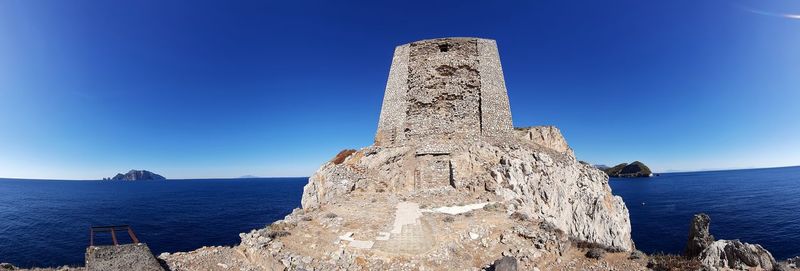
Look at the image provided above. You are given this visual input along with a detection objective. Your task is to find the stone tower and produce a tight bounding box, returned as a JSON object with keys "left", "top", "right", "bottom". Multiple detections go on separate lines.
{"left": 375, "top": 37, "right": 514, "bottom": 147}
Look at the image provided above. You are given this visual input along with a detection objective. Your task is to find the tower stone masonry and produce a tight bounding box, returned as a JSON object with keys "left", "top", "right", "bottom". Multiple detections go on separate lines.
{"left": 375, "top": 37, "right": 514, "bottom": 147}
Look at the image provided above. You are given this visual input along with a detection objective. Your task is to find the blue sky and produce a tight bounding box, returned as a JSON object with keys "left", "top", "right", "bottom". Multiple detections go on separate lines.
{"left": 1, "top": 0, "right": 798, "bottom": 179}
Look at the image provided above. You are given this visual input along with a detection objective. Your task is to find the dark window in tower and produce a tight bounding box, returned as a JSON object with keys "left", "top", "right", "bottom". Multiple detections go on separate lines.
{"left": 438, "top": 44, "right": 451, "bottom": 52}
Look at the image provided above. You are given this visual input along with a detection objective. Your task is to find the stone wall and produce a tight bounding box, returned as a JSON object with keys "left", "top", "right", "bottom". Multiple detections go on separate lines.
{"left": 375, "top": 37, "right": 513, "bottom": 146}
{"left": 477, "top": 39, "right": 514, "bottom": 139}
{"left": 375, "top": 45, "right": 409, "bottom": 145}
{"left": 405, "top": 38, "right": 481, "bottom": 144}
{"left": 85, "top": 244, "right": 164, "bottom": 271}
{"left": 414, "top": 154, "right": 453, "bottom": 190}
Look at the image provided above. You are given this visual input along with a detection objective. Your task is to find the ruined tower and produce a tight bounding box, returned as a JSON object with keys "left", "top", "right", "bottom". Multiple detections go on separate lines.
{"left": 375, "top": 37, "right": 514, "bottom": 147}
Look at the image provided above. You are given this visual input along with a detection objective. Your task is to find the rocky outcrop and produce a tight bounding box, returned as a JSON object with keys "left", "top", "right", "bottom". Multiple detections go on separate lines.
{"left": 685, "top": 213, "right": 714, "bottom": 258}
{"left": 107, "top": 170, "right": 166, "bottom": 181}
{"left": 603, "top": 161, "right": 652, "bottom": 178}
{"left": 785, "top": 256, "right": 800, "bottom": 269}
{"left": 699, "top": 240, "right": 778, "bottom": 270}
{"left": 514, "top": 126, "right": 574, "bottom": 157}
{"left": 301, "top": 138, "right": 633, "bottom": 251}
{"left": 681, "top": 213, "right": 779, "bottom": 271}
{"left": 486, "top": 144, "right": 632, "bottom": 250}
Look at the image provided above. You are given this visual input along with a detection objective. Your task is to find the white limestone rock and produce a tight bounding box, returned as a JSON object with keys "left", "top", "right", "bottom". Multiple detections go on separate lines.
{"left": 700, "top": 239, "right": 778, "bottom": 271}
{"left": 301, "top": 132, "right": 633, "bottom": 251}
{"left": 485, "top": 144, "right": 632, "bottom": 250}
{"left": 514, "top": 126, "right": 574, "bottom": 157}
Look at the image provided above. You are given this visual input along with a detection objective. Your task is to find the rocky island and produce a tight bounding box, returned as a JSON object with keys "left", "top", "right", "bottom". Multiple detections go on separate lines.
{"left": 105, "top": 170, "right": 166, "bottom": 181}
{"left": 603, "top": 161, "right": 653, "bottom": 178}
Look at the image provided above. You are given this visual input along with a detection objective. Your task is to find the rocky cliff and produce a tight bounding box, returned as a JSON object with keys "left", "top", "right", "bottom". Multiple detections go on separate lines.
{"left": 301, "top": 127, "right": 632, "bottom": 250}
{"left": 513, "top": 126, "right": 574, "bottom": 157}
{"left": 108, "top": 170, "right": 166, "bottom": 181}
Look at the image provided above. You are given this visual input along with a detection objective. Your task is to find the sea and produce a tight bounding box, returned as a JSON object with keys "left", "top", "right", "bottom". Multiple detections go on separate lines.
{"left": 610, "top": 166, "right": 800, "bottom": 260}
{"left": 0, "top": 167, "right": 798, "bottom": 267}
{"left": 0, "top": 178, "right": 306, "bottom": 268}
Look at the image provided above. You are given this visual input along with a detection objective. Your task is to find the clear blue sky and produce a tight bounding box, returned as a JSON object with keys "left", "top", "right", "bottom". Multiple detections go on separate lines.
{"left": 1, "top": 0, "right": 798, "bottom": 179}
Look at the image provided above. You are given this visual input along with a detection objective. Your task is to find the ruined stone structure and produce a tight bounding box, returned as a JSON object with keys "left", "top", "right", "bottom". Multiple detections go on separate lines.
{"left": 300, "top": 38, "right": 633, "bottom": 255}
{"left": 158, "top": 38, "right": 637, "bottom": 271}
{"left": 86, "top": 244, "right": 164, "bottom": 271}
{"left": 375, "top": 38, "right": 513, "bottom": 147}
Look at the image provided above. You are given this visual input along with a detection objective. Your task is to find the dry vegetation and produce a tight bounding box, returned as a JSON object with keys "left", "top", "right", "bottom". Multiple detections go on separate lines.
{"left": 646, "top": 253, "right": 702, "bottom": 271}
{"left": 266, "top": 221, "right": 294, "bottom": 239}
{"left": 331, "top": 149, "right": 357, "bottom": 164}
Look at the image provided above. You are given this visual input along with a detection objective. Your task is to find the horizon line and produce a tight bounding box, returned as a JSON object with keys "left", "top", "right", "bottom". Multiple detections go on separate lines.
{"left": 657, "top": 164, "right": 800, "bottom": 174}
{"left": 3, "top": 164, "right": 800, "bottom": 181}
{"left": 0, "top": 176, "right": 311, "bottom": 182}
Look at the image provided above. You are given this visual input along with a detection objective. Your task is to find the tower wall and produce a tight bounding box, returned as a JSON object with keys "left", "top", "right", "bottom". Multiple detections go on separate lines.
{"left": 375, "top": 45, "right": 409, "bottom": 145}
{"left": 375, "top": 37, "right": 513, "bottom": 146}
{"left": 405, "top": 38, "right": 481, "bottom": 144}
{"left": 477, "top": 39, "right": 514, "bottom": 138}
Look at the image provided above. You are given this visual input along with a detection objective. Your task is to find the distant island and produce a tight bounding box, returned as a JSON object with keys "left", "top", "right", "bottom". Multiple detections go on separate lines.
{"left": 104, "top": 170, "right": 166, "bottom": 181}
{"left": 600, "top": 161, "right": 653, "bottom": 178}
{"left": 238, "top": 175, "right": 261, "bottom": 178}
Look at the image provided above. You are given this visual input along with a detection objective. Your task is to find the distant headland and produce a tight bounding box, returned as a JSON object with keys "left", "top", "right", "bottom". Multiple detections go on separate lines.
{"left": 600, "top": 161, "right": 653, "bottom": 178}
{"left": 104, "top": 170, "right": 166, "bottom": 181}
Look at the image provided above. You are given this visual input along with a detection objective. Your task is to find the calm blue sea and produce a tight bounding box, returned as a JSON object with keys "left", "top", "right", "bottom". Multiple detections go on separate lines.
{"left": 1, "top": 167, "right": 798, "bottom": 267}
{"left": 610, "top": 166, "right": 800, "bottom": 260}
{"left": 0, "top": 178, "right": 306, "bottom": 268}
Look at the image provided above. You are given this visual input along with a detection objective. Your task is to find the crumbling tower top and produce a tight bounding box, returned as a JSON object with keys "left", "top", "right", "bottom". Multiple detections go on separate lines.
{"left": 375, "top": 37, "right": 513, "bottom": 146}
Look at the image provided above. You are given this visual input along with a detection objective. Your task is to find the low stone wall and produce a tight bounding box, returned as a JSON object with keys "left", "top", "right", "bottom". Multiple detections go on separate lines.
{"left": 85, "top": 243, "right": 163, "bottom": 271}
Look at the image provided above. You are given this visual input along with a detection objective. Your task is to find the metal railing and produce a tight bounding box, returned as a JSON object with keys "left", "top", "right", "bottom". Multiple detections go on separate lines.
{"left": 89, "top": 225, "right": 140, "bottom": 246}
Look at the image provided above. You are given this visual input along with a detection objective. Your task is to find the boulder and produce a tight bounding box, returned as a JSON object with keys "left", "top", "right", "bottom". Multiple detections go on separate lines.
{"left": 685, "top": 213, "right": 715, "bottom": 258}
{"left": 491, "top": 256, "right": 517, "bottom": 271}
{"left": 699, "top": 239, "right": 778, "bottom": 271}
{"left": 785, "top": 256, "right": 800, "bottom": 269}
